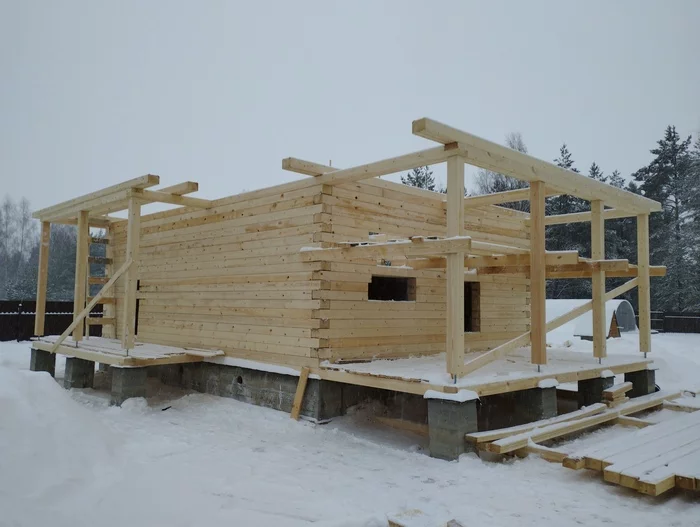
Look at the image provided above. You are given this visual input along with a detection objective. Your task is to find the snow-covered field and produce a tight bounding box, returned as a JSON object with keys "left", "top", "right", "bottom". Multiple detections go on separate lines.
{"left": 1, "top": 333, "right": 700, "bottom": 527}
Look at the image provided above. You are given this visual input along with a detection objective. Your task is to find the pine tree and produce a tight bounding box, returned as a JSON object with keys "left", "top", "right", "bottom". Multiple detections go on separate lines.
{"left": 401, "top": 166, "right": 436, "bottom": 191}
{"left": 633, "top": 126, "right": 696, "bottom": 311}
{"left": 609, "top": 170, "right": 625, "bottom": 189}
{"left": 474, "top": 132, "right": 529, "bottom": 212}
{"left": 588, "top": 162, "right": 608, "bottom": 183}
{"left": 546, "top": 144, "right": 590, "bottom": 298}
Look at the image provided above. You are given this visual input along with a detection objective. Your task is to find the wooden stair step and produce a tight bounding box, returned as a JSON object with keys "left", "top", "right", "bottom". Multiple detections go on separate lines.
{"left": 87, "top": 297, "right": 115, "bottom": 304}
{"left": 88, "top": 256, "right": 112, "bottom": 265}
{"left": 88, "top": 276, "right": 109, "bottom": 285}
{"left": 86, "top": 317, "right": 115, "bottom": 326}
{"left": 90, "top": 236, "right": 110, "bottom": 245}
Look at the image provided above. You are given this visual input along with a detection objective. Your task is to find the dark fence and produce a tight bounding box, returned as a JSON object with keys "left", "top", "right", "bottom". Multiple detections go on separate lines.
{"left": 636, "top": 311, "right": 700, "bottom": 334}
{"left": 0, "top": 300, "right": 102, "bottom": 341}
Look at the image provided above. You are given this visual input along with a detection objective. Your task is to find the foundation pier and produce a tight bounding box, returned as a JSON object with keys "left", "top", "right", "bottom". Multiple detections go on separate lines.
{"left": 29, "top": 347, "right": 56, "bottom": 377}
{"left": 64, "top": 358, "right": 95, "bottom": 389}
{"left": 625, "top": 369, "right": 656, "bottom": 398}
{"left": 478, "top": 386, "right": 557, "bottom": 431}
{"left": 578, "top": 375, "right": 614, "bottom": 407}
{"left": 111, "top": 366, "right": 148, "bottom": 406}
{"left": 426, "top": 391, "right": 478, "bottom": 461}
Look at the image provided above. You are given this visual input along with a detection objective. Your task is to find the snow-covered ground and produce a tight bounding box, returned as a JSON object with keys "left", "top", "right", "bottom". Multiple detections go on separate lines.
{"left": 1, "top": 333, "right": 700, "bottom": 527}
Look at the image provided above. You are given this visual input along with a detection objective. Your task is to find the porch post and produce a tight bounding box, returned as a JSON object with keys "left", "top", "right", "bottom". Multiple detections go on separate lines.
{"left": 529, "top": 181, "right": 546, "bottom": 366}
{"left": 121, "top": 197, "right": 141, "bottom": 350}
{"left": 34, "top": 221, "right": 51, "bottom": 336}
{"left": 637, "top": 214, "right": 651, "bottom": 355}
{"left": 591, "top": 200, "right": 606, "bottom": 359}
{"left": 72, "top": 211, "right": 89, "bottom": 342}
{"left": 446, "top": 154, "right": 465, "bottom": 376}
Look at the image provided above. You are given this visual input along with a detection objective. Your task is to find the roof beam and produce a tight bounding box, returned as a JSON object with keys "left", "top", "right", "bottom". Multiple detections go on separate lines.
{"left": 543, "top": 208, "right": 636, "bottom": 226}
{"left": 133, "top": 189, "right": 212, "bottom": 209}
{"left": 464, "top": 188, "right": 558, "bottom": 208}
{"left": 412, "top": 118, "right": 661, "bottom": 213}
{"left": 156, "top": 181, "right": 199, "bottom": 196}
{"left": 33, "top": 174, "right": 160, "bottom": 220}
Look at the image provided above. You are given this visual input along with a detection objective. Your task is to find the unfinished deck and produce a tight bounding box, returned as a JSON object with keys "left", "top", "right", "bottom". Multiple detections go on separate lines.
{"left": 32, "top": 336, "right": 224, "bottom": 367}
{"left": 318, "top": 348, "right": 653, "bottom": 396}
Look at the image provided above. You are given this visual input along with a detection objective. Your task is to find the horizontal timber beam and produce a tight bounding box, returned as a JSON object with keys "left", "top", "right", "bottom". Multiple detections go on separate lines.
{"left": 33, "top": 174, "right": 160, "bottom": 220}
{"left": 412, "top": 118, "right": 661, "bottom": 213}
{"left": 543, "top": 208, "right": 636, "bottom": 226}
{"left": 155, "top": 181, "right": 199, "bottom": 196}
{"left": 464, "top": 187, "right": 558, "bottom": 208}
{"left": 133, "top": 189, "right": 212, "bottom": 209}
{"left": 300, "top": 237, "right": 472, "bottom": 261}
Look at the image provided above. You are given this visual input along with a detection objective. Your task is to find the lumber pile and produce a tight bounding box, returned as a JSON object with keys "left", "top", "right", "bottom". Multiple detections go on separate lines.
{"left": 602, "top": 382, "right": 632, "bottom": 408}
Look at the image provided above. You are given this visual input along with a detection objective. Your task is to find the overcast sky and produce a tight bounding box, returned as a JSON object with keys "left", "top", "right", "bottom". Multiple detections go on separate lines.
{"left": 2, "top": 1, "right": 699, "bottom": 213}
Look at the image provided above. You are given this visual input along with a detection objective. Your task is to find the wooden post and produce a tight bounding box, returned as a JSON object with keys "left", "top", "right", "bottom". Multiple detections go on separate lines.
{"left": 290, "top": 367, "right": 310, "bottom": 420}
{"left": 529, "top": 181, "right": 546, "bottom": 366}
{"left": 591, "top": 200, "right": 607, "bottom": 359}
{"left": 34, "top": 221, "right": 51, "bottom": 336}
{"left": 72, "top": 211, "right": 89, "bottom": 342}
{"left": 102, "top": 224, "right": 115, "bottom": 339}
{"left": 121, "top": 197, "right": 141, "bottom": 350}
{"left": 446, "top": 155, "right": 465, "bottom": 376}
{"left": 637, "top": 214, "right": 651, "bottom": 355}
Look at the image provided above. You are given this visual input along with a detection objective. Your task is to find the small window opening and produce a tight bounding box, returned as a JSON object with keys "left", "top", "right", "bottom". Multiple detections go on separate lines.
{"left": 368, "top": 276, "right": 416, "bottom": 301}
{"left": 464, "top": 282, "right": 481, "bottom": 332}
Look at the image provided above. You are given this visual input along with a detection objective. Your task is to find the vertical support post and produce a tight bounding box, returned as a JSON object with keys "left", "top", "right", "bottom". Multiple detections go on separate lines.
{"left": 34, "top": 221, "right": 51, "bottom": 336}
{"left": 446, "top": 155, "right": 465, "bottom": 376}
{"left": 591, "top": 200, "right": 607, "bottom": 359}
{"left": 529, "top": 181, "right": 546, "bottom": 366}
{"left": 102, "top": 224, "right": 115, "bottom": 339}
{"left": 121, "top": 197, "right": 141, "bottom": 350}
{"left": 637, "top": 213, "right": 651, "bottom": 355}
{"left": 72, "top": 211, "right": 89, "bottom": 342}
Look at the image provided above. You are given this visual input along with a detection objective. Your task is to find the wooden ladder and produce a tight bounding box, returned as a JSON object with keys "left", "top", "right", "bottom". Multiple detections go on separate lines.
{"left": 86, "top": 233, "right": 116, "bottom": 337}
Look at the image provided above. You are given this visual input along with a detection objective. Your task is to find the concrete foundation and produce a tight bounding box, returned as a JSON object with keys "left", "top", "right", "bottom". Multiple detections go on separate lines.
{"left": 150, "top": 362, "right": 383, "bottom": 421}
{"left": 64, "top": 358, "right": 95, "bottom": 389}
{"left": 427, "top": 398, "right": 478, "bottom": 460}
{"left": 578, "top": 376, "right": 614, "bottom": 407}
{"left": 111, "top": 367, "right": 148, "bottom": 406}
{"left": 29, "top": 348, "right": 56, "bottom": 377}
{"left": 625, "top": 369, "right": 656, "bottom": 398}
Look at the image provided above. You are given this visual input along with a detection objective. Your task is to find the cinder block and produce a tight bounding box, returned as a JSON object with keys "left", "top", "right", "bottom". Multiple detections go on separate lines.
{"left": 625, "top": 369, "right": 656, "bottom": 398}
{"left": 427, "top": 398, "right": 478, "bottom": 460}
{"left": 110, "top": 367, "right": 148, "bottom": 406}
{"left": 478, "top": 387, "right": 557, "bottom": 430}
{"left": 64, "top": 358, "right": 95, "bottom": 389}
{"left": 578, "top": 376, "right": 614, "bottom": 407}
{"left": 30, "top": 348, "right": 56, "bottom": 377}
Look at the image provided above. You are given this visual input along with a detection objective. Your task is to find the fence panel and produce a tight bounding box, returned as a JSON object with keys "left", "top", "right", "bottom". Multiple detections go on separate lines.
{"left": 0, "top": 300, "right": 102, "bottom": 341}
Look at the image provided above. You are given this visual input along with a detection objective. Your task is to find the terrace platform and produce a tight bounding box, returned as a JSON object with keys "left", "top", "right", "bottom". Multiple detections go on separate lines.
{"left": 32, "top": 336, "right": 224, "bottom": 367}
{"left": 318, "top": 347, "right": 653, "bottom": 397}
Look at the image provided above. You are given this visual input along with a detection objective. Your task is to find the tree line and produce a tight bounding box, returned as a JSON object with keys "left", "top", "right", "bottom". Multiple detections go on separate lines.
{"left": 0, "top": 197, "right": 105, "bottom": 302}
{"left": 401, "top": 126, "right": 700, "bottom": 312}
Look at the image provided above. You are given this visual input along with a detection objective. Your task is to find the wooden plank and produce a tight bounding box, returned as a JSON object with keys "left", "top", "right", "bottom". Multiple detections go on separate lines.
{"left": 301, "top": 237, "right": 472, "bottom": 261}
{"left": 88, "top": 276, "right": 109, "bottom": 285}
{"left": 72, "top": 211, "right": 89, "bottom": 341}
{"left": 637, "top": 214, "right": 651, "bottom": 354}
{"left": 446, "top": 155, "right": 465, "bottom": 376}
{"left": 457, "top": 332, "right": 530, "bottom": 376}
{"left": 495, "top": 390, "right": 681, "bottom": 455}
{"left": 34, "top": 221, "right": 51, "bottom": 336}
{"left": 522, "top": 444, "right": 570, "bottom": 463}
{"left": 615, "top": 416, "right": 654, "bottom": 428}
{"left": 90, "top": 236, "right": 109, "bottom": 245}
{"left": 32, "top": 174, "right": 159, "bottom": 220}
{"left": 465, "top": 403, "right": 607, "bottom": 443}
{"left": 464, "top": 188, "right": 554, "bottom": 208}
{"left": 530, "top": 181, "right": 546, "bottom": 365}
{"left": 412, "top": 118, "right": 661, "bottom": 213}
{"left": 591, "top": 200, "right": 606, "bottom": 359}
{"left": 290, "top": 367, "right": 310, "bottom": 420}
{"left": 50, "top": 259, "right": 132, "bottom": 352}
{"left": 88, "top": 256, "right": 112, "bottom": 265}
{"left": 121, "top": 198, "right": 141, "bottom": 350}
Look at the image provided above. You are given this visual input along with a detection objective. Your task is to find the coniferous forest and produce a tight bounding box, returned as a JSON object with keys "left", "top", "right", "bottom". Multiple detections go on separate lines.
{"left": 2, "top": 126, "right": 699, "bottom": 313}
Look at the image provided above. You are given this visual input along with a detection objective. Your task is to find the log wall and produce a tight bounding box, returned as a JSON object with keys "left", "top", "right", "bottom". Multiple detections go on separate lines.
{"left": 108, "top": 178, "right": 532, "bottom": 367}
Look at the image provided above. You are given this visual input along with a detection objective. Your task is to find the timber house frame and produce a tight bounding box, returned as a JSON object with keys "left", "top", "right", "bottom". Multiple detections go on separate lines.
{"left": 30, "top": 118, "right": 664, "bottom": 397}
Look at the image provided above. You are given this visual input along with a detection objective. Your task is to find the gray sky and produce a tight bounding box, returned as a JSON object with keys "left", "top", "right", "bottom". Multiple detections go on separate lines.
{"left": 2, "top": 1, "right": 699, "bottom": 213}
